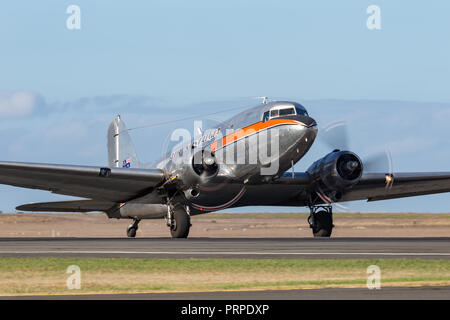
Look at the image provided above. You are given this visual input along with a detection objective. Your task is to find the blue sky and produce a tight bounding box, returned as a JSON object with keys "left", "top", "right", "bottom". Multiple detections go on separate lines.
{"left": 0, "top": 1, "right": 449, "bottom": 213}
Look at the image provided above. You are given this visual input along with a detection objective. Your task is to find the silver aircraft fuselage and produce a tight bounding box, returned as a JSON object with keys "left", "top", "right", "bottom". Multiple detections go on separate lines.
{"left": 156, "top": 101, "right": 318, "bottom": 214}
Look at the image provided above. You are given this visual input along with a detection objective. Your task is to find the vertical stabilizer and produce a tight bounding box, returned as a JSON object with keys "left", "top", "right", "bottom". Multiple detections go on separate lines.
{"left": 107, "top": 116, "right": 142, "bottom": 168}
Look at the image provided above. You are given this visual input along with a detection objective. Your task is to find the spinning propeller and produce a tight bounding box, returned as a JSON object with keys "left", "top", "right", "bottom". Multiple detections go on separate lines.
{"left": 321, "top": 120, "right": 393, "bottom": 174}
{"left": 318, "top": 120, "right": 394, "bottom": 211}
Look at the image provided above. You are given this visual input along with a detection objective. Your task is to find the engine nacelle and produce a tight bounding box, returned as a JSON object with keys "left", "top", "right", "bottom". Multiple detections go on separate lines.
{"left": 118, "top": 203, "right": 168, "bottom": 219}
{"left": 192, "top": 149, "right": 219, "bottom": 178}
{"left": 172, "top": 149, "right": 219, "bottom": 195}
{"left": 307, "top": 150, "right": 363, "bottom": 200}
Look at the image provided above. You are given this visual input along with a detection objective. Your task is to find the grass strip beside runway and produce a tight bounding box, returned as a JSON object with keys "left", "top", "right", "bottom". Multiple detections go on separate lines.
{"left": 0, "top": 258, "right": 449, "bottom": 295}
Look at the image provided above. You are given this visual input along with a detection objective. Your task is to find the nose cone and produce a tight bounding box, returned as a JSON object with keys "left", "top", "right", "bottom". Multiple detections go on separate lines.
{"left": 282, "top": 114, "right": 317, "bottom": 129}
{"left": 293, "top": 115, "right": 318, "bottom": 142}
{"left": 299, "top": 116, "right": 318, "bottom": 149}
{"left": 305, "top": 117, "right": 318, "bottom": 142}
{"left": 297, "top": 115, "right": 317, "bottom": 129}
{"left": 286, "top": 114, "right": 318, "bottom": 146}
{"left": 278, "top": 114, "right": 318, "bottom": 167}
{"left": 278, "top": 113, "right": 318, "bottom": 143}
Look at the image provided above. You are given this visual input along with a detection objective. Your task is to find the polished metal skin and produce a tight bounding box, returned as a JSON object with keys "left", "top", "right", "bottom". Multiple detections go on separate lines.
{"left": 1, "top": 100, "right": 450, "bottom": 223}
{"left": 157, "top": 101, "right": 318, "bottom": 213}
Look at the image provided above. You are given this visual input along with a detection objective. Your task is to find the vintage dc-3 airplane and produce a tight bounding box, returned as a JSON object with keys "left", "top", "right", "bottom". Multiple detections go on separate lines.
{"left": 1, "top": 100, "right": 450, "bottom": 238}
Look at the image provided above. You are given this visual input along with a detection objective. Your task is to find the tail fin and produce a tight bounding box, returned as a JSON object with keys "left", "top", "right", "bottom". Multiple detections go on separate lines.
{"left": 107, "top": 115, "right": 142, "bottom": 168}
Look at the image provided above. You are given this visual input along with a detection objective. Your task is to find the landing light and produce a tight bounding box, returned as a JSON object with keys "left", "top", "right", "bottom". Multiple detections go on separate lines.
{"left": 385, "top": 173, "right": 394, "bottom": 189}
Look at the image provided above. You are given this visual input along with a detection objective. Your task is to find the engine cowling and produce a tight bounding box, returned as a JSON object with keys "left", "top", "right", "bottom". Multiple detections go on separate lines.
{"left": 171, "top": 148, "right": 219, "bottom": 198}
{"left": 192, "top": 149, "right": 219, "bottom": 178}
{"left": 307, "top": 150, "right": 363, "bottom": 201}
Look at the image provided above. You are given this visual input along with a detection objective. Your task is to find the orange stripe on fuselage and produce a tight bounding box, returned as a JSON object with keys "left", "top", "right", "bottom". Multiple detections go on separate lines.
{"left": 210, "top": 141, "right": 218, "bottom": 152}
{"left": 217, "top": 119, "right": 303, "bottom": 150}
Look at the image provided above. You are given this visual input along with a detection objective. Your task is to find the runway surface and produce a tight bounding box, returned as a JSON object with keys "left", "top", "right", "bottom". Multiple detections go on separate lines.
{"left": 3, "top": 286, "right": 450, "bottom": 300}
{"left": 0, "top": 237, "right": 449, "bottom": 259}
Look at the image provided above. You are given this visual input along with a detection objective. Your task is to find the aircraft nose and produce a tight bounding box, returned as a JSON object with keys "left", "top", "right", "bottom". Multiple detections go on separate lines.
{"left": 296, "top": 115, "right": 317, "bottom": 129}
{"left": 301, "top": 116, "right": 318, "bottom": 143}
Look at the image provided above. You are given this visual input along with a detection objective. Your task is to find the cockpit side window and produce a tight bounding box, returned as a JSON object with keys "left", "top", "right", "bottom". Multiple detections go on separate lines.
{"left": 270, "top": 109, "right": 279, "bottom": 117}
{"left": 295, "top": 107, "right": 308, "bottom": 116}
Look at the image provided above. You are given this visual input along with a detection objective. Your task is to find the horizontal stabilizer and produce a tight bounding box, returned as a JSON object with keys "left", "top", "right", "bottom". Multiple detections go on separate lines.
{"left": 16, "top": 200, "right": 116, "bottom": 213}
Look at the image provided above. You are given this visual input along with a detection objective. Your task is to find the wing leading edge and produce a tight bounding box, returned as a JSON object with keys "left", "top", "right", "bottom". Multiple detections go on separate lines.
{"left": 275, "top": 171, "right": 450, "bottom": 204}
{"left": 0, "top": 161, "right": 165, "bottom": 203}
{"left": 343, "top": 172, "right": 450, "bottom": 202}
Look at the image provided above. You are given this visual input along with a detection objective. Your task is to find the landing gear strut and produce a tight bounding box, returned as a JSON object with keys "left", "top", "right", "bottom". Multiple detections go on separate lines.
{"left": 126, "top": 218, "right": 140, "bottom": 238}
{"left": 166, "top": 205, "right": 191, "bottom": 238}
{"left": 308, "top": 206, "right": 334, "bottom": 237}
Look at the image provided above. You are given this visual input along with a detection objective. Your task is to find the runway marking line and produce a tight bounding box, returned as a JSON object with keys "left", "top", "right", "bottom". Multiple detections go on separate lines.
{"left": 1, "top": 282, "right": 450, "bottom": 298}
{"left": 0, "top": 251, "right": 449, "bottom": 256}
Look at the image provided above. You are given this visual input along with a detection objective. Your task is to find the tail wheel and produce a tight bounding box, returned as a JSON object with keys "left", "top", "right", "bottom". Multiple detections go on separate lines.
{"left": 312, "top": 210, "right": 333, "bottom": 237}
{"left": 126, "top": 226, "right": 137, "bottom": 238}
{"left": 170, "top": 207, "right": 191, "bottom": 238}
{"left": 126, "top": 218, "right": 140, "bottom": 238}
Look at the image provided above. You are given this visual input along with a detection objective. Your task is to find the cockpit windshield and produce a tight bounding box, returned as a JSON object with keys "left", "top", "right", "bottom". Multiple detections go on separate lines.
{"left": 263, "top": 105, "right": 308, "bottom": 122}
{"left": 279, "top": 107, "right": 295, "bottom": 116}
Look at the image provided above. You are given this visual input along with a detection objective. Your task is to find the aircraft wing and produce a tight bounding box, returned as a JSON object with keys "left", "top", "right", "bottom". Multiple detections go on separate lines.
{"left": 0, "top": 161, "right": 165, "bottom": 203}
{"left": 342, "top": 172, "right": 450, "bottom": 202}
{"left": 16, "top": 199, "right": 116, "bottom": 212}
{"left": 274, "top": 172, "right": 450, "bottom": 204}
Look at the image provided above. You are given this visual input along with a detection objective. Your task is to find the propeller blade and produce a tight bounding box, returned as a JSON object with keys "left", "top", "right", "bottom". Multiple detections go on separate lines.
{"left": 333, "top": 202, "right": 350, "bottom": 212}
{"left": 320, "top": 121, "right": 349, "bottom": 151}
{"left": 363, "top": 149, "right": 393, "bottom": 174}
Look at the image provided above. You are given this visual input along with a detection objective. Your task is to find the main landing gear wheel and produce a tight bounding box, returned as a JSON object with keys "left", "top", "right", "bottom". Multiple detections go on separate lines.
{"left": 168, "top": 207, "right": 191, "bottom": 238}
{"left": 126, "top": 219, "right": 140, "bottom": 238}
{"left": 308, "top": 207, "right": 334, "bottom": 237}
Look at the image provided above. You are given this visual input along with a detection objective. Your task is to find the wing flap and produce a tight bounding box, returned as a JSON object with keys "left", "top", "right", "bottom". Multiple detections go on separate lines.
{"left": 16, "top": 200, "right": 116, "bottom": 212}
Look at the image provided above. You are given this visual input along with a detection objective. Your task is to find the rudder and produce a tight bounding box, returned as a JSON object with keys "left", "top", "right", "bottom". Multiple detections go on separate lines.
{"left": 107, "top": 115, "right": 142, "bottom": 168}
